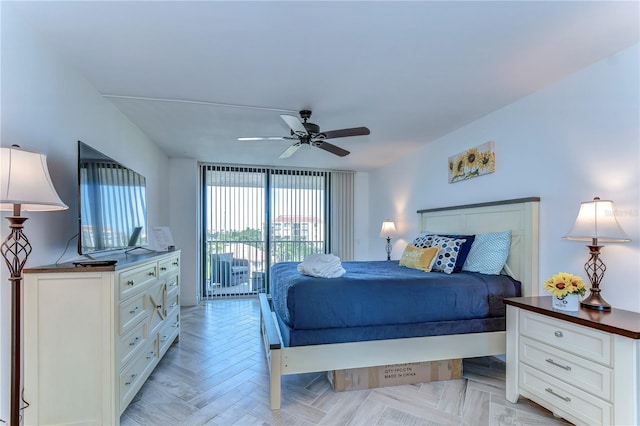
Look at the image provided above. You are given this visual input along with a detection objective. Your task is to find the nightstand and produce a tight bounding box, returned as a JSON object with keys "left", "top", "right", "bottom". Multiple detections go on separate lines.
{"left": 504, "top": 296, "right": 639, "bottom": 426}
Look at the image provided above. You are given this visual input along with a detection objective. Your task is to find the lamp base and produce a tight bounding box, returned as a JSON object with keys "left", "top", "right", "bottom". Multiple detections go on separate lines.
{"left": 580, "top": 290, "right": 611, "bottom": 311}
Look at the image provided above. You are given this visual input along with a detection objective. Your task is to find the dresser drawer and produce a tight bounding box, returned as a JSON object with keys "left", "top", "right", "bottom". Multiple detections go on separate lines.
{"left": 118, "top": 321, "right": 148, "bottom": 370}
{"left": 519, "top": 363, "right": 612, "bottom": 425}
{"left": 118, "top": 263, "right": 158, "bottom": 300}
{"left": 166, "top": 272, "right": 180, "bottom": 295}
{"left": 119, "top": 292, "right": 147, "bottom": 335}
{"left": 159, "top": 254, "right": 180, "bottom": 276}
{"left": 166, "top": 290, "right": 179, "bottom": 314}
{"left": 159, "top": 310, "right": 180, "bottom": 356}
{"left": 119, "top": 341, "right": 158, "bottom": 411}
{"left": 519, "top": 336, "right": 612, "bottom": 401}
{"left": 520, "top": 311, "right": 611, "bottom": 366}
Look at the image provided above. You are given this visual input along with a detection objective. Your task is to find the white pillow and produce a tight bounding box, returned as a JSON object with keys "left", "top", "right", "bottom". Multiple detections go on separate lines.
{"left": 462, "top": 231, "right": 511, "bottom": 275}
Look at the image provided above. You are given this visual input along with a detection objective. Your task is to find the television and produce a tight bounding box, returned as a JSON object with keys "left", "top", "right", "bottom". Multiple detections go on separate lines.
{"left": 78, "top": 141, "right": 148, "bottom": 255}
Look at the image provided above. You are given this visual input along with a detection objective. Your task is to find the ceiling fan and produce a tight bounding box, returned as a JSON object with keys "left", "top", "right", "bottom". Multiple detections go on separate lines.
{"left": 238, "top": 110, "right": 370, "bottom": 158}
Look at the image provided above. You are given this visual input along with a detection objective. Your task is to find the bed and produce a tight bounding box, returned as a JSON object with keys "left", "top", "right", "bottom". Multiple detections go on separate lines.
{"left": 259, "top": 197, "right": 540, "bottom": 409}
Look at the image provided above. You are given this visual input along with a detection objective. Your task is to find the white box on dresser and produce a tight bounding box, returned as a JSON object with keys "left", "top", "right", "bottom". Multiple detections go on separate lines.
{"left": 23, "top": 250, "right": 181, "bottom": 426}
{"left": 505, "top": 296, "right": 640, "bottom": 426}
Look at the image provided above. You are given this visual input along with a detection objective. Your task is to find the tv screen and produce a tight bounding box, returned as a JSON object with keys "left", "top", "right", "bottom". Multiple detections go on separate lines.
{"left": 78, "top": 141, "right": 148, "bottom": 255}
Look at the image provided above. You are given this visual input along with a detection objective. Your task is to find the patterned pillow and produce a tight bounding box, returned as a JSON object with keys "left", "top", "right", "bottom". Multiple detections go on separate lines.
{"left": 421, "top": 232, "right": 475, "bottom": 272}
{"left": 430, "top": 236, "right": 467, "bottom": 274}
{"left": 462, "top": 230, "right": 512, "bottom": 275}
{"left": 412, "top": 233, "right": 436, "bottom": 249}
{"left": 399, "top": 245, "right": 439, "bottom": 272}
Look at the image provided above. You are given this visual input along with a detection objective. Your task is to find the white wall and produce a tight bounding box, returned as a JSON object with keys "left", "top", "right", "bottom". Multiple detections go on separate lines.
{"left": 168, "top": 158, "right": 199, "bottom": 306}
{"left": 368, "top": 44, "right": 640, "bottom": 313}
{"left": 0, "top": 7, "right": 171, "bottom": 419}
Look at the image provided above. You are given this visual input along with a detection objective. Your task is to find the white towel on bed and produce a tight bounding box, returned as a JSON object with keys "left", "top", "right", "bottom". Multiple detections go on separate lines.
{"left": 297, "top": 253, "right": 346, "bottom": 278}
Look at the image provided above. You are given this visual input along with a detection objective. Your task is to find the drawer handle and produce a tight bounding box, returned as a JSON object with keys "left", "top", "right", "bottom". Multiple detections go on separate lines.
{"left": 172, "top": 261, "right": 179, "bottom": 266}
{"left": 125, "top": 374, "right": 137, "bottom": 386}
{"left": 545, "top": 358, "right": 571, "bottom": 371}
{"left": 161, "top": 335, "right": 168, "bottom": 342}
{"left": 148, "top": 270, "right": 156, "bottom": 277}
{"left": 146, "top": 351, "right": 155, "bottom": 359}
{"left": 129, "top": 306, "right": 140, "bottom": 314}
{"left": 545, "top": 387, "right": 571, "bottom": 402}
{"left": 160, "top": 266, "right": 167, "bottom": 271}
{"left": 554, "top": 331, "right": 563, "bottom": 338}
{"left": 173, "top": 322, "right": 180, "bottom": 328}
{"left": 129, "top": 336, "right": 140, "bottom": 346}
{"left": 126, "top": 280, "right": 135, "bottom": 286}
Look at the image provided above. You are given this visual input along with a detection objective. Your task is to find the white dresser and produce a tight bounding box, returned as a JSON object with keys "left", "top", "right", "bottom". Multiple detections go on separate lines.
{"left": 505, "top": 296, "right": 640, "bottom": 426}
{"left": 23, "top": 251, "right": 181, "bottom": 426}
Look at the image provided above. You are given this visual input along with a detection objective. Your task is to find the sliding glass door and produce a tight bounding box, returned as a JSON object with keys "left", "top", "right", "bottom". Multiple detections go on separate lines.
{"left": 201, "top": 165, "right": 329, "bottom": 298}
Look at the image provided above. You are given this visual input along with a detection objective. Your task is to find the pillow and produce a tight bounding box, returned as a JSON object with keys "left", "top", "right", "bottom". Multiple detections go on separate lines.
{"left": 399, "top": 245, "right": 439, "bottom": 272}
{"left": 430, "top": 236, "right": 467, "bottom": 274}
{"left": 462, "top": 230, "right": 512, "bottom": 275}
{"left": 426, "top": 232, "right": 475, "bottom": 272}
{"left": 413, "top": 232, "right": 475, "bottom": 272}
{"left": 412, "top": 233, "right": 436, "bottom": 249}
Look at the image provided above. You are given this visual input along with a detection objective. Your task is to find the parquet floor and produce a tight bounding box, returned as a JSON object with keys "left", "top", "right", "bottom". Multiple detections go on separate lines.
{"left": 121, "top": 298, "right": 571, "bottom": 426}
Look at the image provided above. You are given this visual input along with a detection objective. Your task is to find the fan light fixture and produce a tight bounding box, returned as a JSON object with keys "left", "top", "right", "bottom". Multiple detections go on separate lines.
{"left": 562, "top": 197, "right": 630, "bottom": 311}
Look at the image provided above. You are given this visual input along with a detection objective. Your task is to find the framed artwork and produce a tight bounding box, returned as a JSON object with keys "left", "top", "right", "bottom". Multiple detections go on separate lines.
{"left": 448, "top": 141, "right": 495, "bottom": 183}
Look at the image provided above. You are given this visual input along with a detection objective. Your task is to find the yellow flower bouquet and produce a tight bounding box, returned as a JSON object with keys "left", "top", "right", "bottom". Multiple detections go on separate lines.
{"left": 544, "top": 272, "right": 587, "bottom": 298}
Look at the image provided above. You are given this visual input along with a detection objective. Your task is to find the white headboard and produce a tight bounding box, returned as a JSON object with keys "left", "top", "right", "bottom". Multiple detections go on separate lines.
{"left": 418, "top": 197, "right": 540, "bottom": 297}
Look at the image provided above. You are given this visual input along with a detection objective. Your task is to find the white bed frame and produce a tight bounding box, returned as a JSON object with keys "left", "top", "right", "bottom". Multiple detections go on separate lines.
{"left": 259, "top": 197, "right": 540, "bottom": 409}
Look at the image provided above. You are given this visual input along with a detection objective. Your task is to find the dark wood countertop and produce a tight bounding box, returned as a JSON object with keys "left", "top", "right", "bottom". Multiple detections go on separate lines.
{"left": 504, "top": 296, "right": 640, "bottom": 339}
{"left": 24, "top": 250, "right": 180, "bottom": 274}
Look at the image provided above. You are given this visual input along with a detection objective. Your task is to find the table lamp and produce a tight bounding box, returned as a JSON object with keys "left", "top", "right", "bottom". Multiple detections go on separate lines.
{"left": 379, "top": 220, "right": 397, "bottom": 261}
{"left": 563, "top": 197, "right": 630, "bottom": 311}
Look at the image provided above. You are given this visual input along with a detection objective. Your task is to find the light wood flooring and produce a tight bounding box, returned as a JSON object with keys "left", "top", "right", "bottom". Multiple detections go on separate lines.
{"left": 121, "top": 298, "right": 571, "bottom": 426}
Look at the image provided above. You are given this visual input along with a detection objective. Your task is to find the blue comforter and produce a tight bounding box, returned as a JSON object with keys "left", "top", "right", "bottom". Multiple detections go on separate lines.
{"left": 271, "top": 260, "right": 520, "bottom": 331}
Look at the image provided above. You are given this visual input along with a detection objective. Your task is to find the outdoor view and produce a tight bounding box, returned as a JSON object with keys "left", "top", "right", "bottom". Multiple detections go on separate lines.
{"left": 204, "top": 167, "right": 327, "bottom": 297}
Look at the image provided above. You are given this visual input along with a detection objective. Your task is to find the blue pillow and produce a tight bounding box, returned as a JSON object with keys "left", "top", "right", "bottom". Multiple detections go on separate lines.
{"left": 462, "top": 230, "right": 512, "bottom": 275}
{"left": 414, "top": 232, "right": 475, "bottom": 272}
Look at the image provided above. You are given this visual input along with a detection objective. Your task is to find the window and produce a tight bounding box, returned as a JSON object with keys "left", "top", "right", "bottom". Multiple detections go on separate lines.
{"left": 201, "top": 165, "right": 349, "bottom": 298}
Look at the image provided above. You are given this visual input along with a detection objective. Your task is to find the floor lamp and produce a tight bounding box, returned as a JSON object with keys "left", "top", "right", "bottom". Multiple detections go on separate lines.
{"left": 1, "top": 145, "right": 68, "bottom": 426}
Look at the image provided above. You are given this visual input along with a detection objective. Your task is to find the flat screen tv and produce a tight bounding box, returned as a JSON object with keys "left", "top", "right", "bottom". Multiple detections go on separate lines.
{"left": 78, "top": 141, "right": 148, "bottom": 255}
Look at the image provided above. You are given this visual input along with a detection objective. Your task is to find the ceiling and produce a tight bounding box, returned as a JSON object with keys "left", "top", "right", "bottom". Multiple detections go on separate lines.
{"left": 6, "top": 1, "right": 639, "bottom": 171}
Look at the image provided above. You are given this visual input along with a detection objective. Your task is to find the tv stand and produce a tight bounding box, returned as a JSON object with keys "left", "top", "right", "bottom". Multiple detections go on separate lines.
{"left": 24, "top": 251, "right": 181, "bottom": 425}
{"left": 125, "top": 245, "right": 155, "bottom": 254}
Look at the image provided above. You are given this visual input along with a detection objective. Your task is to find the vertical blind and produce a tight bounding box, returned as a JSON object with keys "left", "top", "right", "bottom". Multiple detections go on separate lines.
{"left": 201, "top": 164, "right": 354, "bottom": 297}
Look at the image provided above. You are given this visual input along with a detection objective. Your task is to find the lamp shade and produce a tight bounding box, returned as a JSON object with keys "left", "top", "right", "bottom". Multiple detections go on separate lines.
{"left": 0, "top": 145, "right": 68, "bottom": 211}
{"left": 563, "top": 197, "right": 630, "bottom": 243}
{"left": 379, "top": 220, "right": 397, "bottom": 238}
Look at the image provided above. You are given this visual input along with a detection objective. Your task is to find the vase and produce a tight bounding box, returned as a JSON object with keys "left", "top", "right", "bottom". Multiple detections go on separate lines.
{"left": 552, "top": 294, "right": 579, "bottom": 311}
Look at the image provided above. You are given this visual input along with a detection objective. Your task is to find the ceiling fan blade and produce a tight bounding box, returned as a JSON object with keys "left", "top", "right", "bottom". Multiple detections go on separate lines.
{"left": 319, "top": 127, "right": 370, "bottom": 140}
{"left": 280, "top": 114, "right": 308, "bottom": 135}
{"left": 316, "top": 141, "right": 350, "bottom": 157}
{"left": 237, "top": 136, "right": 288, "bottom": 141}
{"left": 279, "top": 143, "right": 302, "bottom": 159}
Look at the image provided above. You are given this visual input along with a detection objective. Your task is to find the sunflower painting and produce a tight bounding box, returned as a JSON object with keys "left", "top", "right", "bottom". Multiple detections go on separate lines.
{"left": 448, "top": 141, "right": 495, "bottom": 183}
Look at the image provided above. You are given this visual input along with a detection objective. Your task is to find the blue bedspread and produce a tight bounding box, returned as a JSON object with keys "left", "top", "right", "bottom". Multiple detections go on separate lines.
{"left": 271, "top": 261, "right": 521, "bottom": 342}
